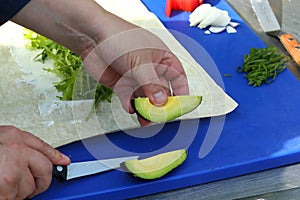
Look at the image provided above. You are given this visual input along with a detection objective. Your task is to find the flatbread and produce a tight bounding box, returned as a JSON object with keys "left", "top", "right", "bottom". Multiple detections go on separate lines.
{"left": 0, "top": 0, "right": 237, "bottom": 147}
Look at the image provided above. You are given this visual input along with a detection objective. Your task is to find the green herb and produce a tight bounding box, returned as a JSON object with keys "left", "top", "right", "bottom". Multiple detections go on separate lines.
{"left": 223, "top": 74, "right": 232, "bottom": 77}
{"left": 237, "top": 47, "right": 290, "bottom": 87}
{"left": 23, "top": 29, "right": 113, "bottom": 114}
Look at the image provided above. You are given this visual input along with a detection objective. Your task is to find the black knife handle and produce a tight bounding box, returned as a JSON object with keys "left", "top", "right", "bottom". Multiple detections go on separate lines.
{"left": 52, "top": 165, "right": 67, "bottom": 181}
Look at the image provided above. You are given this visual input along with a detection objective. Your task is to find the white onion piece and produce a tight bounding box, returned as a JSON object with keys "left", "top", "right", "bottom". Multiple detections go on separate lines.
{"left": 189, "top": 4, "right": 212, "bottom": 19}
{"left": 209, "top": 26, "right": 226, "bottom": 33}
{"left": 197, "top": 7, "right": 231, "bottom": 29}
{"left": 211, "top": 10, "right": 231, "bottom": 27}
{"left": 189, "top": 4, "right": 212, "bottom": 26}
{"left": 229, "top": 21, "right": 240, "bottom": 27}
{"left": 189, "top": 3, "right": 239, "bottom": 34}
{"left": 226, "top": 25, "right": 237, "bottom": 33}
{"left": 204, "top": 30, "right": 211, "bottom": 34}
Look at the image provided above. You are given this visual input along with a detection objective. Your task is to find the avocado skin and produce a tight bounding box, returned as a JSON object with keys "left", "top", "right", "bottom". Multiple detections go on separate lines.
{"left": 131, "top": 98, "right": 151, "bottom": 122}
{"left": 133, "top": 96, "right": 202, "bottom": 123}
{"left": 121, "top": 149, "right": 188, "bottom": 180}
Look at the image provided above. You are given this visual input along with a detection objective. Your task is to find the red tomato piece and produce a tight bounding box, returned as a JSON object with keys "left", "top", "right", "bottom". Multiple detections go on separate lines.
{"left": 165, "top": 0, "right": 173, "bottom": 17}
{"left": 165, "top": 0, "right": 205, "bottom": 17}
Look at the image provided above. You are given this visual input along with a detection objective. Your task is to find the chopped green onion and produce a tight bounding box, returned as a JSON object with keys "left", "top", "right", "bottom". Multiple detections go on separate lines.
{"left": 237, "top": 47, "right": 290, "bottom": 87}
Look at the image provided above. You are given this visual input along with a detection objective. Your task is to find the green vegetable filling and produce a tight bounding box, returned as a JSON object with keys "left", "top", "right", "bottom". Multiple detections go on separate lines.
{"left": 23, "top": 29, "right": 113, "bottom": 114}
{"left": 237, "top": 47, "right": 290, "bottom": 87}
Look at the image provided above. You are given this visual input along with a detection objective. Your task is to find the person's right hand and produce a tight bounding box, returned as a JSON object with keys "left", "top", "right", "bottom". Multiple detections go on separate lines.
{"left": 0, "top": 126, "right": 70, "bottom": 200}
{"left": 79, "top": 11, "right": 189, "bottom": 126}
{"left": 82, "top": 25, "right": 189, "bottom": 126}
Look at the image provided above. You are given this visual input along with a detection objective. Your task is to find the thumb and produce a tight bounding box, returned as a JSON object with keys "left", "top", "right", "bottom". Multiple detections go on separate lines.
{"left": 143, "top": 84, "right": 168, "bottom": 106}
{"left": 131, "top": 62, "right": 169, "bottom": 106}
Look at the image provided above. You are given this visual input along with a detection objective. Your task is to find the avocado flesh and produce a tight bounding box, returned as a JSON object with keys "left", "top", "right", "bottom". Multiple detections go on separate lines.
{"left": 122, "top": 149, "right": 187, "bottom": 180}
{"left": 133, "top": 96, "right": 202, "bottom": 123}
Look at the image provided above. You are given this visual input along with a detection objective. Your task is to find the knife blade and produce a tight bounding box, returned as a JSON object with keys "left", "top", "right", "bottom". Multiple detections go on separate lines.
{"left": 250, "top": 0, "right": 300, "bottom": 66}
{"left": 52, "top": 156, "right": 138, "bottom": 181}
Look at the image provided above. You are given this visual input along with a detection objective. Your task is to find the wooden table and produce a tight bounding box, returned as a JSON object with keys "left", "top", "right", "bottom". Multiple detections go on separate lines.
{"left": 136, "top": 0, "right": 300, "bottom": 199}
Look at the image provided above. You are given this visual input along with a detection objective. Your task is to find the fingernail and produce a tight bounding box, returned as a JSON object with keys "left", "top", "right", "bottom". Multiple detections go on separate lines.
{"left": 62, "top": 154, "right": 71, "bottom": 162}
{"left": 153, "top": 91, "right": 167, "bottom": 105}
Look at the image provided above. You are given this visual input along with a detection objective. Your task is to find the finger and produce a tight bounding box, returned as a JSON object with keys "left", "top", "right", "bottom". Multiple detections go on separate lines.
{"left": 133, "top": 79, "right": 170, "bottom": 99}
{"left": 169, "top": 72, "right": 190, "bottom": 96}
{"left": 142, "top": 83, "right": 168, "bottom": 106}
{"left": 82, "top": 45, "right": 137, "bottom": 114}
{"left": 137, "top": 116, "right": 152, "bottom": 127}
{"left": 16, "top": 168, "right": 36, "bottom": 200}
{"left": 21, "top": 131, "right": 70, "bottom": 165}
{"left": 0, "top": 146, "right": 35, "bottom": 200}
{"left": 83, "top": 49, "right": 122, "bottom": 89}
{"left": 27, "top": 150, "right": 53, "bottom": 198}
{"left": 131, "top": 62, "right": 169, "bottom": 106}
{"left": 113, "top": 76, "right": 136, "bottom": 113}
{"left": 131, "top": 89, "right": 152, "bottom": 126}
{"left": 0, "top": 166, "right": 19, "bottom": 200}
{"left": 158, "top": 52, "right": 189, "bottom": 96}
{"left": 113, "top": 72, "right": 168, "bottom": 114}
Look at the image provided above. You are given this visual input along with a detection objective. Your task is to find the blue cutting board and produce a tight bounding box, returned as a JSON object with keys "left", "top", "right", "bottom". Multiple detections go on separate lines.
{"left": 34, "top": 0, "right": 300, "bottom": 199}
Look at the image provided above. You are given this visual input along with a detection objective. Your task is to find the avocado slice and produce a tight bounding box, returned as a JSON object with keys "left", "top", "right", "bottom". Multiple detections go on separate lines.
{"left": 121, "top": 149, "right": 187, "bottom": 180}
{"left": 133, "top": 95, "right": 202, "bottom": 123}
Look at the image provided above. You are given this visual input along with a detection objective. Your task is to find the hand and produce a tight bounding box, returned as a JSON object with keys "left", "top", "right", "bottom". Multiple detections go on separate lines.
{"left": 11, "top": 0, "right": 189, "bottom": 126}
{"left": 0, "top": 126, "right": 70, "bottom": 199}
{"left": 81, "top": 12, "right": 189, "bottom": 126}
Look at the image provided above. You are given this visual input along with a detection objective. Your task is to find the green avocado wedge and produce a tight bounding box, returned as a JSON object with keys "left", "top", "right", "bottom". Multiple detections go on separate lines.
{"left": 121, "top": 149, "right": 187, "bottom": 180}
{"left": 133, "top": 95, "right": 202, "bottom": 123}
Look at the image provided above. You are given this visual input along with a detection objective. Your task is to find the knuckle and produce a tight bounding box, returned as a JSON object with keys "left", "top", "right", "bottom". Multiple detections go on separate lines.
{"left": 0, "top": 194, "right": 16, "bottom": 200}
{"left": 39, "top": 141, "right": 56, "bottom": 158}
{"left": 0, "top": 126, "right": 23, "bottom": 143}
{"left": 26, "top": 175, "right": 36, "bottom": 189}
{"left": 43, "top": 160, "right": 53, "bottom": 175}
{"left": 2, "top": 173, "right": 18, "bottom": 189}
{"left": 8, "top": 143, "right": 23, "bottom": 153}
{"left": 2, "top": 125, "right": 16, "bottom": 130}
{"left": 38, "top": 178, "right": 52, "bottom": 193}
{"left": 39, "top": 139, "right": 50, "bottom": 149}
{"left": 34, "top": 170, "right": 53, "bottom": 195}
{"left": 4, "top": 125, "right": 19, "bottom": 134}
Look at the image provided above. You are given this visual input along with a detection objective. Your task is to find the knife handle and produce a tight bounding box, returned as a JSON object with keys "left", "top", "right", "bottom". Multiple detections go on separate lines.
{"left": 52, "top": 165, "right": 67, "bottom": 181}
{"left": 279, "top": 34, "right": 300, "bottom": 66}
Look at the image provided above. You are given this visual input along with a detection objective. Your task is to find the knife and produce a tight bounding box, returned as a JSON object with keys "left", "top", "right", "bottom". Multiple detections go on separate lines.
{"left": 52, "top": 156, "right": 138, "bottom": 181}
{"left": 250, "top": 0, "right": 300, "bottom": 66}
